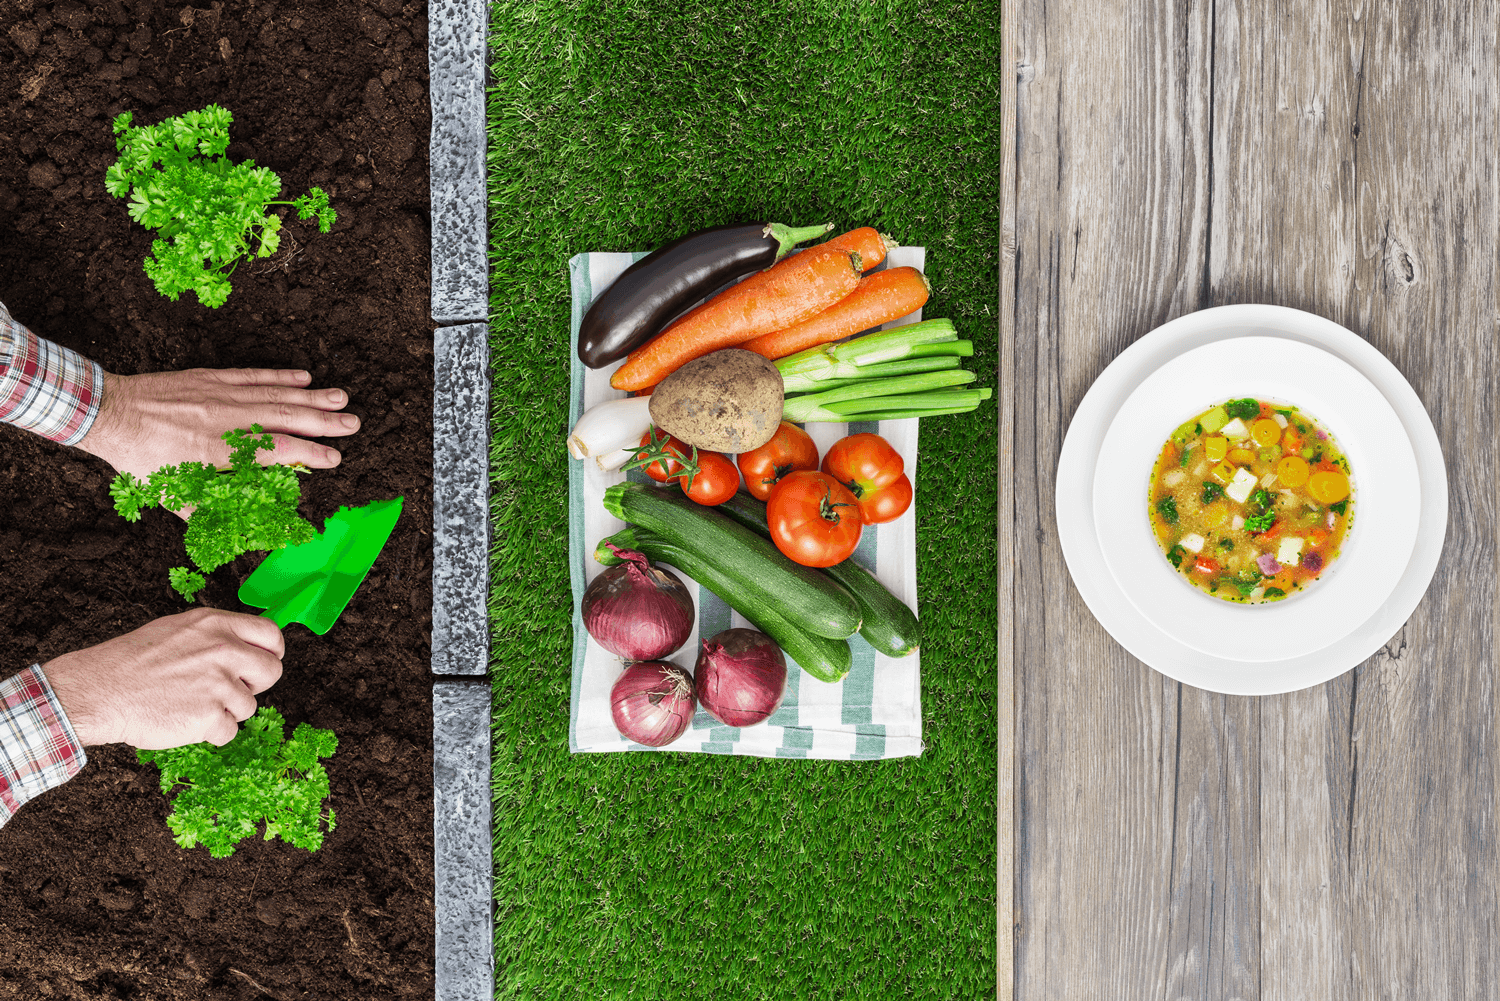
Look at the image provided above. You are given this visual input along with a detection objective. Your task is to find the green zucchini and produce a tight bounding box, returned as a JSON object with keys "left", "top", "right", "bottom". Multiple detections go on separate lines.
{"left": 597, "top": 527, "right": 852, "bottom": 683}
{"left": 602, "top": 482, "right": 860, "bottom": 640}
{"left": 717, "top": 490, "right": 921, "bottom": 658}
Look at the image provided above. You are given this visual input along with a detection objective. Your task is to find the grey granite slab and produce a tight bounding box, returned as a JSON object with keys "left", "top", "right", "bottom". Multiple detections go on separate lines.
{"left": 433, "top": 322, "right": 490, "bottom": 676}
{"left": 433, "top": 679, "right": 493, "bottom": 1001}
{"left": 428, "top": 0, "right": 488, "bottom": 323}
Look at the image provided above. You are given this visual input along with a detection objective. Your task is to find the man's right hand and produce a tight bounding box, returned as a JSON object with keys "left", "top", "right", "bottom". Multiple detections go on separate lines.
{"left": 41, "top": 609, "right": 285, "bottom": 749}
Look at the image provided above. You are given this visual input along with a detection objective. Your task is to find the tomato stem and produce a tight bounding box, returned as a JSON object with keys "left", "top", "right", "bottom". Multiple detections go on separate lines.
{"left": 621, "top": 428, "right": 701, "bottom": 489}
{"left": 819, "top": 486, "right": 855, "bottom": 523}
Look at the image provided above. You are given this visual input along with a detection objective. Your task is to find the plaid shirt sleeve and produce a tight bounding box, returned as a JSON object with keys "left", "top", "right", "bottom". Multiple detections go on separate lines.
{"left": 0, "top": 664, "right": 88, "bottom": 827}
{"left": 0, "top": 299, "right": 104, "bottom": 446}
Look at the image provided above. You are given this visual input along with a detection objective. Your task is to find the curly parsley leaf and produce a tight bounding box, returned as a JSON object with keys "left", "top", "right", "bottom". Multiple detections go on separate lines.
{"left": 1225, "top": 398, "right": 1261, "bottom": 420}
{"left": 109, "top": 425, "right": 315, "bottom": 601}
{"left": 107, "top": 105, "right": 339, "bottom": 308}
{"left": 136, "top": 706, "right": 338, "bottom": 859}
{"left": 1201, "top": 481, "right": 1224, "bottom": 504}
{"left": 1167, "top": 544, "right": 1187, "bottom": 569}
{"left": 1155, "top": 497, "right": 1179, "bottom": 525}
{"left": 1264, "top": 587, "right": 1287, "bottom": 599}
{"left": 1330, "top": 499, "right": 1348, "bottom": 515}
{"left": 1245, "top": 509, "right": 1278, "bottom": 534}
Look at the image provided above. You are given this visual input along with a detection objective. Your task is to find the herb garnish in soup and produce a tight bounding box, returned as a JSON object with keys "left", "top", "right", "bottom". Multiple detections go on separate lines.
{"left": 1148, "top": 398, "right": 1353, "bottom": 603}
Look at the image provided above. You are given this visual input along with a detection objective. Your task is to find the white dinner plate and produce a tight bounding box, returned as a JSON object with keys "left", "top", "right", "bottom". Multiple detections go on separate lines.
{"left": 1092, "top": 337, "right": 1420, "bottom": 663}
{"left": 1055, "top": 305, "right": 1448, "bottom": 695}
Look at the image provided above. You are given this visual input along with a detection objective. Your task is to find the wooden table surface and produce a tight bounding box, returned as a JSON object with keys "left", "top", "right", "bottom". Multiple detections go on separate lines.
{"left": 998, "top": 1, "right": 1497, "bottom": 996}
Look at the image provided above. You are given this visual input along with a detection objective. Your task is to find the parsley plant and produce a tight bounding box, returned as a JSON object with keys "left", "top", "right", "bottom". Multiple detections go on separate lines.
{"left": 110, "top": 425, "right": 315, "bottom": 601}
{"left": 105, "top": 104, "right": 337, "bottom": 308}
{"left": 137, "top": 706, "right": 338, "bottom": 859}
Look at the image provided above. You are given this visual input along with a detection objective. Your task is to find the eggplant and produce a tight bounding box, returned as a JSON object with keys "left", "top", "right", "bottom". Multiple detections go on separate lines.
{"left": 578, "top": 221, "right": 832, "bottom": 369}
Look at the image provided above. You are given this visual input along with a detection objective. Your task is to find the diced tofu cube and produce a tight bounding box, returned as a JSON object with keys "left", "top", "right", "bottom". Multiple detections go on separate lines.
{"left": 1226, "top": 467, "right": 1259, "bottom": 503}
{"left": 1222, "top": 417, "right": 1249, "bottom": 439}
{"left": 1164, "top": 469, "right": 1186, "bottom": 487}
{"left": 1277, "top": 536, "right": 1304, "bottom": 565}
{"left": 1232, "top": 515, "right": 1245, "bottom": 530}
{"left": 1272, "top": 413, "right": 1288, "bottom": 429}
{"left": 1180, "top": 533, "right": 1205, "bottom": 554}
{"left": 1204, "top": 436, "right": 1228, "bottom": 461}
{"left": 1210, "top": 461, "right": 1237, "bottom": 484}
{"left": 1193, "top": 462, "right": 1208, "bottom": 477}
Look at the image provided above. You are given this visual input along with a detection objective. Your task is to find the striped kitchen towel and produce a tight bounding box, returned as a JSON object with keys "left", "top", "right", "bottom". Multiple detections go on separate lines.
{"left": 567, "top": 246, "right": 925, "bottom": 759}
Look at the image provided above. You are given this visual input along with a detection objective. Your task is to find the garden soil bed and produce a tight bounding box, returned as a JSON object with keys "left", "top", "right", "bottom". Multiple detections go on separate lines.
{"left": 0, "top": 1, "right": 436, "bottom": 997}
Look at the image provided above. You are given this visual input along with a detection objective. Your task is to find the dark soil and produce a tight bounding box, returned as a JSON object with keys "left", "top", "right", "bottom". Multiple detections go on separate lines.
{"left": 0, "top": 0, "right": 436, "bottom": 997}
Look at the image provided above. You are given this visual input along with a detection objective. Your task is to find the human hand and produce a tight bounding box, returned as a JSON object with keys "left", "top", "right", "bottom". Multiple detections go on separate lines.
{"left": 76, "top": 367, "right": 360, "bottom": 483}
{"left": 41, "top": 609, "right": 285, "bottom": 749}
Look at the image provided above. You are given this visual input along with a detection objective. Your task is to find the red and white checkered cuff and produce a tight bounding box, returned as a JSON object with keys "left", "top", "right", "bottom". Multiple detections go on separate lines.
{"left": 0, "top": 665, "right": 88, "bottom": 827}
{"left": 0, "top": 301, "right": 105, "bottom": 446}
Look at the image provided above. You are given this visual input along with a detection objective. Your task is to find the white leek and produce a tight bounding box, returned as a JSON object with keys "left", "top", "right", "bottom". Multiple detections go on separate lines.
{"left": 568, "top": 396, "right": 653, "bottom": 459}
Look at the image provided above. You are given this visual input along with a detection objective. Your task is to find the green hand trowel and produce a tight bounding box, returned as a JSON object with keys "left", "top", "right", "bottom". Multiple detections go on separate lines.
{"left": 238, "top": 496, "right": 404, "bottom": 633}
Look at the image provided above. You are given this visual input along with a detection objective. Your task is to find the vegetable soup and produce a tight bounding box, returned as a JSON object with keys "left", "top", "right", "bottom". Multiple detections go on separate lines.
{"left": 1148, "top": 398, "right": 1353, "bottom": 603}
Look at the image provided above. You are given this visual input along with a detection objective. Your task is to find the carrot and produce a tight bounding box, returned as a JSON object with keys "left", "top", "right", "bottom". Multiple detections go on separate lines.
{"left": 739, "top": 266, "right": 932, "bottom": 360}
{"left": 819, "top": 226, "right": 894, "bottom": 271}
{"left": 609, "top": 245, "right": 862, "bottom": 392}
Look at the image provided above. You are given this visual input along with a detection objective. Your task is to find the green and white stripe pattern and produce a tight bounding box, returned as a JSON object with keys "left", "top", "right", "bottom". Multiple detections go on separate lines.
{"left": 568, "top": 249, "right": 925, "bottom": 759}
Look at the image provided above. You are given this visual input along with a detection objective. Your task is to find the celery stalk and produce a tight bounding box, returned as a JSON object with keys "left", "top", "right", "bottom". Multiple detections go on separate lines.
{"left": 780, "top": 356, "right": 962, "bottom": 394}
{"left": 907, "top": 339, "right": 973, "bottom": 359}
{"left": 790, "top": 402, "right": 988, "bottom": 422}
{"left": 775, "top": 319, "right": 957, "bottom": 379}
{"left": 821, "top": 388, "right": 992, "bottom": 416}
{"left": 781, "top": 370, "right": 977, "bottom": 423}
{"left": 832, "top": 318, "right": 957, "bottom": 366}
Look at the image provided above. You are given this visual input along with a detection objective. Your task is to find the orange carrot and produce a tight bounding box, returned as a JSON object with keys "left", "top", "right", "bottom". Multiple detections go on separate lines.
{"left": 740, "top": 266, "right": 931, "bottom": 360}
{"left": 610, "top": 246, "right": 862, "bottom": 391}
{"left": 820, "top": 227, "right": 893, "bottom": 271}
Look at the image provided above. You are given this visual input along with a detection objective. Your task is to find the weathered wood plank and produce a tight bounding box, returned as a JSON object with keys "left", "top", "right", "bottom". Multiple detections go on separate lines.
{"left": 1009, "top": 0, "right": 1224, "bottom": 996}
{"left": 999, "top": 0, "right": 1018, "bottom": 994}
{"left": 1212, "top": 1, "right": 1499, "bottom": 997}
{"left": 1006, "top": 0, "right": 1499, "bottom": 997}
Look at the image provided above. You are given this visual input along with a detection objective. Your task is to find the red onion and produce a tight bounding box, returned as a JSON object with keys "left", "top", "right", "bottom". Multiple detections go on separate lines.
{"left": 610, "top": 661, "right": 697, "bottom": 746}
{"left": 583, "top": 545, "right": 695, "bottom": 661}
{"left": 694, "top": 629, "right": 787, "bottom": 728}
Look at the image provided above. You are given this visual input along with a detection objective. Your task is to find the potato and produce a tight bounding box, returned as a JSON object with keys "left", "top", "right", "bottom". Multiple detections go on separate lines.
{"left": 649, "top": 349, "right": 784, "bottom": 453}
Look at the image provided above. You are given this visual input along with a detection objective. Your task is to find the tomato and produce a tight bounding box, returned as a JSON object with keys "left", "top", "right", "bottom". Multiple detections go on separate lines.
{"left": 736, "top": 422, "right": 819, "bottom": 501}
{"left": 680, "top": 452, "right": 739, "bottom": 506}
{"left": 631, "top": 428, "right": 692, "bottom": 483}
{"left": 765, "top": 470, "right": 863, "bottom": 567}
{"left": 820, "top": 433, "right": 912, "bottom": 525}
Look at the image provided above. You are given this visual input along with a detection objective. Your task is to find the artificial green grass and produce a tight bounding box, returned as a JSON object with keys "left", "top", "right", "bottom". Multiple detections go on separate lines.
{"left": 486, "top": 3, "right": 1000, "bottom": 997}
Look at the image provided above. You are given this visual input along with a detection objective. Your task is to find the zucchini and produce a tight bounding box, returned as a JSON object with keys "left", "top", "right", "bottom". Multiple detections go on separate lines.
{"left": 602, "top": 482, "right": 860, "bottom": 640}
{"left": 718, "top": 491, "right": 921, "bottom": 657}
{"left": 597, "top": 528, "right": 852, "bottom": 683}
